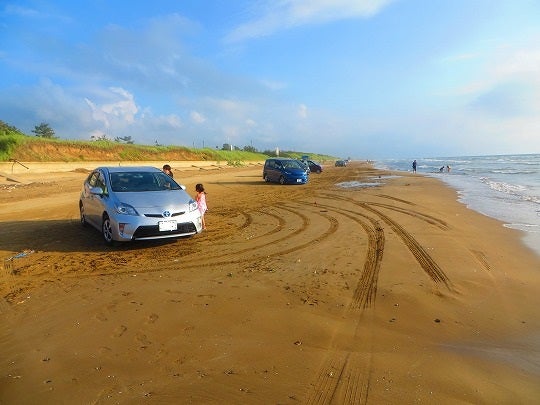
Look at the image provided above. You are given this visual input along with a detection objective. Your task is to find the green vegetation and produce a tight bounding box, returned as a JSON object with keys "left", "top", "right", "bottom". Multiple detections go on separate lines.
{"left": 0, "top": 120, "right": 337, "bottom": 163}
{"left": 0, "top": 121, "right": 27, "bottom": 161}
{"left": 31, "top": 122, "right": 56, "bottom": 138}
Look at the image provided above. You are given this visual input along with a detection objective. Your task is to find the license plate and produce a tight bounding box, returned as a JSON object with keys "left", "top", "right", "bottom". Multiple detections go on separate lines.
{"left": 296, "top": 179, "right": 302, "bottom": 183}
{"left": 158, "top": 220, "right": 177, "bottom": 231}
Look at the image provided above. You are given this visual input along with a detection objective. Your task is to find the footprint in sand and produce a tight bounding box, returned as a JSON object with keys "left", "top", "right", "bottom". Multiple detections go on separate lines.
{"left": 112, "top": 325, "right": 127, "bottom": 337}
{"left": 136, "top": 333, "right": 152, "bottom": 347}
{"left": 94, "top": 312, "right": 108, "bottom": 322}
{"left": 146, "top": 313, "right": 159, "bottom": 324}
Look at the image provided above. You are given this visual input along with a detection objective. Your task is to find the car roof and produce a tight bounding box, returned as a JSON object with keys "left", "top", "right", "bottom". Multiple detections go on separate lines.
{"left": 96, "top": 166, "right": 162, "bottom": 173}
{"left": 266, "top": 157, "right": 296, "bottom": 161}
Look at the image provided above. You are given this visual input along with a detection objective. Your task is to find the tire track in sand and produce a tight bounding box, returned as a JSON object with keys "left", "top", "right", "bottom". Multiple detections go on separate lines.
{"left": 303, "top": 192, "right": 452, "bottom": 404}
{"left": 312, "top": 202, "right": 385, "bottom": 310}
{"left": 62, "top": 203, "right": 340, "bottom": 278}
{"left": 325, "top": 194, "right": 451, "bottom": 288}
{"left": 301, "top": 202, "right": 384, "bottom": 405}
{"left": 360, "top": 202, "right": 450, "bottom": 287}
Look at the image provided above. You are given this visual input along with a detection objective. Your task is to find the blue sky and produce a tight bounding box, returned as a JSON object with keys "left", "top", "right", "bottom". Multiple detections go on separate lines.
{"left": 1, "top": 1, "right": 539, "bottom": 159}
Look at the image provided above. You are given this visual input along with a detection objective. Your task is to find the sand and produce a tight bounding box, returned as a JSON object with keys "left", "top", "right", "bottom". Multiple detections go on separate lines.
{"left": 1, "top": 161, "right": 539, "bottom": 404}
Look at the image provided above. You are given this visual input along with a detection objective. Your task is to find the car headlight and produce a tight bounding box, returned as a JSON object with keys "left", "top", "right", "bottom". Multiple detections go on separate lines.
{"left": 189, "top": 200, "right": 198, "bottom": 212}
{"left": 115, "top": 202, "right": 138, "bottom": 216}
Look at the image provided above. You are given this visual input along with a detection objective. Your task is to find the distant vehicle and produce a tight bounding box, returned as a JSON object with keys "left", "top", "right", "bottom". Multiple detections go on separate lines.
{"left": 297, "top": 159, "right": 310, "bottom": 172}
{"left": 335, "top": 160, "right": 347, "bottom": 167}
{"left": 307, "top": 160, "right": 323, "bottom": 173}
{"left": 263, "top": 158, "right": 309, "bottom": 185}
{"left": 79, "top": 166, "right": 203, "bottom": 245}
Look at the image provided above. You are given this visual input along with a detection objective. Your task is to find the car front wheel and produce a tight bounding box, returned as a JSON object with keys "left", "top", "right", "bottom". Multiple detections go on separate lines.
{"left": 102, "top": 214, "right": 114, "bottom": 245}
{"left": 79, "top": 202, "right": 88, "bottom": 227}
{"left": 279, "top": 176, "right": 286, "bottom": 185}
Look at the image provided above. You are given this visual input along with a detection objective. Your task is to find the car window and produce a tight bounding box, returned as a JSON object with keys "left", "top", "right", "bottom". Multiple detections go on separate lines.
{"left": 283, "top": 160, "right": 302, "bottom": 169}
{"left": 110, "top": 172, "right": 181, "bottom": 192}
{"left": 155, "top": 172, "right": 181, "bottom": 190}
{"left": 88, "top": 171, "right": 107, "bottom": 193}
{"left": 96, "top": 172, "right": 107, "bottom": 194}
{"left": 87, "top": 172, "right": 99, "bottom": 187}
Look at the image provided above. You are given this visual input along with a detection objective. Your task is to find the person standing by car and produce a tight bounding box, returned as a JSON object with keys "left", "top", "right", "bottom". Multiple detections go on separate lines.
{"left": 162, "top": 164, "right": 174, "bottom": 178}
{"left": 195, "top": 183, "right": 208, "bottom": 230}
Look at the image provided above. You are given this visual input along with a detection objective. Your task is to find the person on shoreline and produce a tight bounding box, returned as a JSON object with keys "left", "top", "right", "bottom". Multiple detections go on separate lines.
{"left": 162, "top": 164, "right": 173, "bottom": 178}
{"left": 195, "top": 183, "right": 208, "bottom": 230}
{"left": 412, "top": 160, "right": 417, "bottom": 173}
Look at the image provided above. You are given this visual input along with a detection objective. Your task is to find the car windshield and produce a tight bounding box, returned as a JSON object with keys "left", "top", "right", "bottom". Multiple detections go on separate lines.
{"left": 109, "top": 171, "right": 181, "bottom": 192}
{"left": 282, "top": 160, "right": 304, "bottom": 170}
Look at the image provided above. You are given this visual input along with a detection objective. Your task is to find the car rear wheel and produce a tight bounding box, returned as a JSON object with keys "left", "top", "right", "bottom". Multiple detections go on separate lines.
{"left": 279, "top": 176, "right": 286, "bottom": 185}
{"left": 102, "top": 214, "right": 114, "bottom": 245}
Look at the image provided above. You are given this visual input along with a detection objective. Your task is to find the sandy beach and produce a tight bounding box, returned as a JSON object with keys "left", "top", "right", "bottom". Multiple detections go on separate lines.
{"left": 1, "top": 161, "right": 539, "bottom": 404}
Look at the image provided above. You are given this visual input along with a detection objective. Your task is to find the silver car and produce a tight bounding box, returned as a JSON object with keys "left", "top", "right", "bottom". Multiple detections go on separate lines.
{"left": 79, "top": 166, "right": 203, "bottom": 244}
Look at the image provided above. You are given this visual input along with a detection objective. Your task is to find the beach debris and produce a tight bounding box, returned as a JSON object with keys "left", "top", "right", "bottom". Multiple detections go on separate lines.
{"left": 301, "top": 296, "right": 318, "bottom": 305}
{"left": 293, "top": 340, "right": 302, "bottom": 346}
{"left": 6, "top": 250, "right": 35, "bottom": 261}
{"left": 434, "top": 318, "right": 441, "bottom": 323}
{"left": 16, "top": 296, "right": 31, "bottom": 305}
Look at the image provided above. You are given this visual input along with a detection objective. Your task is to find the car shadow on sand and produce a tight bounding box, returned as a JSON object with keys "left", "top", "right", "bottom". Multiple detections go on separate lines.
{"left": 0, "top": 219, "right": 187, "bottom": 254}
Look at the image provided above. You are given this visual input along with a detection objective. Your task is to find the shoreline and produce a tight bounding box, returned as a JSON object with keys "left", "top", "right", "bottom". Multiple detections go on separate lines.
{"left": 1, "top": 162, "right": 539, "bottom": 403}
{"left": 375, "top": 155, "right": 540, "bottom": 258}
{"left": 392, "top": 169, "right": 540, "bottom": 259}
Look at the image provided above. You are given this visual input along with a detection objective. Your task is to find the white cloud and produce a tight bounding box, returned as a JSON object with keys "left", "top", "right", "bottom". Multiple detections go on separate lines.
{"left": 298, "top": 104, "right": 308, "bottom": 118}
{"left": 470, "top": 43, "right": 540, "bottom": 118}
{"left": 159, "top": 114, "right": 183, "bottom": 129}
{"left": 260, "top": 79, "right": 287, "bottom": 91}
{"left": 205, "top": 97, "right": 255, "bottom": 118}
{"left": 4, "top": 5, "right": 41, "bottom": 18}
{"left": 190, "top": 111, "right": 206, "bottom": 124}
{"left": 84, "top": 87, "right": 138, "bottom": 129}
{"left": 3, "top": 4, "right": 71, "bottom": 23}
{"left": 225, "top": 0, "right": 394, "bottom": 42}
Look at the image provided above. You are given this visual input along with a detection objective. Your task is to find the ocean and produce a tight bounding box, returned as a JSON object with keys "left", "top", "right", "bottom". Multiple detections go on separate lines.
{"left": 375, "top": 154, "right": 540, "bottom": 257}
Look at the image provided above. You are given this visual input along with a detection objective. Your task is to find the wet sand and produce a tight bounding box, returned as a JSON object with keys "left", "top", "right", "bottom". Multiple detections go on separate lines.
{"left": 1, "top": 161, "right": 539, "bottom": 403}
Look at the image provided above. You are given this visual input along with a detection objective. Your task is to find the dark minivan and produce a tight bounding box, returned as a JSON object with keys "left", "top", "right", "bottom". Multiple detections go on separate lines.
{"left": 263, "top": 158, "right": 309, "bottom": 185}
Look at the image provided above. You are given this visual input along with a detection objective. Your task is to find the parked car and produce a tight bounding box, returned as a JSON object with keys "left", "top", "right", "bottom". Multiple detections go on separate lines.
{"left": 335, "top": 160, "right": 347, "bottom": 167}
{"left": 297, "top": 159, "right": 310, "bottom": 173}
{"left": 79, "top": 166, "right": 203, "bottom": 245}
{"left": 263, "top": 158, "right": 309, "bottom": 185}
{"left": 307, "top": 160, "right": 323, "bottom": 173}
